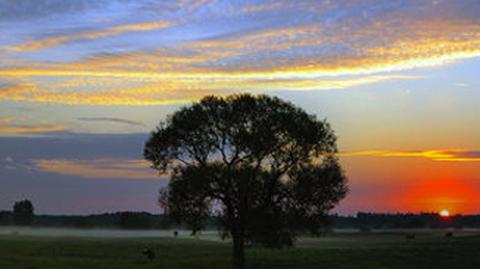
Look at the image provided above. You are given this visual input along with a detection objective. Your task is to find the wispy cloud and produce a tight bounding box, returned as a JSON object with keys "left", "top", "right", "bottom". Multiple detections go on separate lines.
{"left": 1, "top": 155, "right": 16, "bottom": 170}
{"left": 455, "top": 83, "right": 471, "bottom": 88}
{"left": 32, "top": 158, "right": 163, "bottom": 179}
{"left": 240, "top": 1, "right": 284, "bottom": 14}
{"left": 341, "top": 149, "right": 480, "bottom": 162}
{"left": 0, "top": 124, "right": 65, "bottom": 134}
{"left": 0, "top": 117, "right": 14, "bottom": 123}
{"left": 177, "top": 0, "right": 216, "bottom": 13}
{"left": 0, "top": 1, "right": 109, "bottom": 22}
{"left": 4, "top": 20, "right": 176, "bottom": 52}
{"left": 77, "top": 117, "right": 145, "bottom": 126}
{"left": 0, "top": 82, "right": 199, "bottom": 105}
{"left": 0, "top": 115, "right": 65, "bottom": 135}
{"left": 0, "top": 75, "right": 420, "bottom": 105}
{"left": 0, "top": 0, "right": 479, "bottom": 106}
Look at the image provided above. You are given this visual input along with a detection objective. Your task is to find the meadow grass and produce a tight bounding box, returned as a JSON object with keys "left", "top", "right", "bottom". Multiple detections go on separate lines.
{"left": 1, "top": 230, "right": 480, "bottom": 269}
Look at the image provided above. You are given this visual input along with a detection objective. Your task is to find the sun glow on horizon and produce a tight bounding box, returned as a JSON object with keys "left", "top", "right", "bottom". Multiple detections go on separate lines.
{"left": 439, "top": 209, "right": 450, "bottom": 217}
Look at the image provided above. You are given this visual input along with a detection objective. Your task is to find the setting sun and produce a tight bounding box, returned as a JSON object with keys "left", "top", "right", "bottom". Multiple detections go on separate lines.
{"left": 439, "top": 210, "right": 450, "bottom": 217}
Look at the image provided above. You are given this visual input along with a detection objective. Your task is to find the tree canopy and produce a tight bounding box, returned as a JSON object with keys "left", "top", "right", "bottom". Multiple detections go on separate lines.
{"left": 13, "top": 200, "right": 34, "bottom": 226}
{"left": 144, "top": 94, "right": 348, "bottom": 269}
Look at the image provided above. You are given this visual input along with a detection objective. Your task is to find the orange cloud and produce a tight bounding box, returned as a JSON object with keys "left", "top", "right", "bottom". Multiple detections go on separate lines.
{"left": 0, "top": 7, "right": 479, "bottom": 107}
{"left": 32, "top": 159, "right": 164, "bottom": 180}
{"left": 173, "top": 16, "right": 480, "bottom": 76}
{"left": 0, "top": 124, "right": 65, "bottom": 134}
{"left": 3, "top": 15, "right": 479, "bottom": 78}
{"left": 0, "top": 117, "right": 14, "bottom": 123}
{"left": 0, "top": 75, "right": 419, "bottom": 105}
{"left": 0, "top": 82, "right": 200, "bottom": 105}
{"left": 0, "top": 114, "right": 64, "bottom": 134}
{"left": 340, "top": 149, "right": 480, "bottom": 162}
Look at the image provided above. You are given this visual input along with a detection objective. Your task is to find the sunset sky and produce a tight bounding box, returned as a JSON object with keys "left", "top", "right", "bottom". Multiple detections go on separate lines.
{"left": 1, "top": 0, "right": 479, "bottom": 215}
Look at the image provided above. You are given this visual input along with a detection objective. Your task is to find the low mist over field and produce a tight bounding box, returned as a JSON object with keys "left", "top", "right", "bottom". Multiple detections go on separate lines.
{"left": 0, "top": 227, "right": 221, "bottom": 240}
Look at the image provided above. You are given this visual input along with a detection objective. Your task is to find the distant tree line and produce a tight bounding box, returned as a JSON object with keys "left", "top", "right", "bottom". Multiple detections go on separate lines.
{"left": 0, "top": 210, "right": 175, "bottom": 229}
{"left": 2, "top": 210, "right": 480, "bottom": 230}
{"left": 332, "top": 212, "right": 478, "bottom": 230}
{"left": 0, "top": 200, "right": 219, "bottom": 229}
{"left": 1, "top": 201, "right": 478, "bottom": 230}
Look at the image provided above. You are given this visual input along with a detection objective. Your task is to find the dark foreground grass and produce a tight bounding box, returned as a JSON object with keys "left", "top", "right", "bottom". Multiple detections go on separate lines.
{"left": 1, "top": 231, "right": 480, "bottom": 269}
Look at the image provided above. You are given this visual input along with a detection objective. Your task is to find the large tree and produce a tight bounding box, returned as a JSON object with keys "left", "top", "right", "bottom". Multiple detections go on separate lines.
{"left": 144, "top": 94, "right": 347, "bottom": 269}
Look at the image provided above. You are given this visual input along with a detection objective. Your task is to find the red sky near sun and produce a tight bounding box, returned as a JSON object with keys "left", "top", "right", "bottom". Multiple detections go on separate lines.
{"left": 337, "top": 156, "right": 480, "bottom": 215}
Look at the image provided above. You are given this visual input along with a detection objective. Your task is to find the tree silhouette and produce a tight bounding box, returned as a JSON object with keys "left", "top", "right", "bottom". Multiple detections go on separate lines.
{"left": 144, "top": 94, "right": 348, "bottom": 269}
{"left": 13, "top": 200, "right": 34, "bottom": 226}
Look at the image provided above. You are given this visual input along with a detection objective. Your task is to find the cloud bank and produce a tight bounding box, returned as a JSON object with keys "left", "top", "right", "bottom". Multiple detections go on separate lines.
{"left": 0, "top": 0, "right": 478, "bottom": 106}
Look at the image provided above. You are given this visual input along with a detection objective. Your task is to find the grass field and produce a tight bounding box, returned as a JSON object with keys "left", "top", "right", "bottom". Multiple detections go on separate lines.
{"left": 1, "top": 229, "right": 480, "bottom": 269}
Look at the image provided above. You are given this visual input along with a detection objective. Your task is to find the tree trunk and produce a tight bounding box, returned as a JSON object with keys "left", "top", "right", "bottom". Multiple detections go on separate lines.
{"left": 232, "top": 232, "right": 246, "bottom": 269}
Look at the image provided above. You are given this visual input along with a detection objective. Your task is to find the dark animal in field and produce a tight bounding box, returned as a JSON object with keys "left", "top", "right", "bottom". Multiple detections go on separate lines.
{"left": 405, "top": 234, "right": 416, "bottom": 240}
{"left": 174, "top": 230, "right": 178, "bottom": 238}
{"left": 142, "top": 247, "right": 155, "bottom": 261}
{"left": 445, "top": 232, "right": 453, "bottom": 237}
